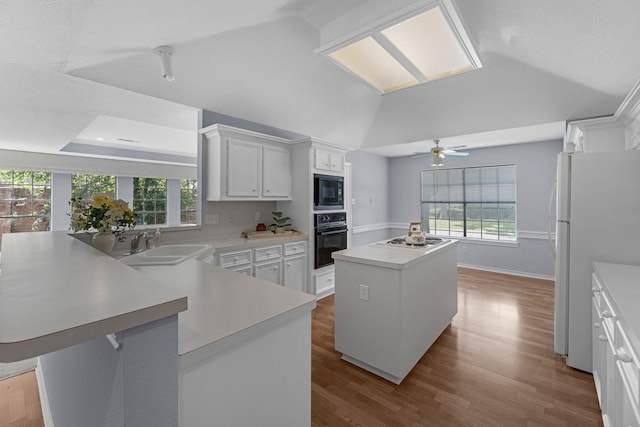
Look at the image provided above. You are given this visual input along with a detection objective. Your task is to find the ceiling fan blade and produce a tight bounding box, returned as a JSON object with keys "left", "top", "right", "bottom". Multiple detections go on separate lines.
{"left": 411, "top": 153, "right": 432, "bottom": 158}
{"left": 445, "top": 151, "right": 470, "bottom": 156}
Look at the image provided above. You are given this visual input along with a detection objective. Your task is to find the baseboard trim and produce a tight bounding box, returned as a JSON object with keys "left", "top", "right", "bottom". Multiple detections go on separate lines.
{"left": 316, "top": 287, "right": 335, "bottom": 300}
{"left": 35, "top": 359, "right": 54, "bottom": 427}
{"left": 457, "top": 263, "right": 554, "bottom": 281}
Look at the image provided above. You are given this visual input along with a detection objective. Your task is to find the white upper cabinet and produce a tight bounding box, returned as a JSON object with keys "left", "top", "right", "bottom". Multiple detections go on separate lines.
{"left": 201, "top": 124, "right": 293, "bottom": 201}
{"left": 262, "top": 145, "right": 291, "bottom": 198}
{"left": 227, "top": 138, "right": 261, "bottom": 197}
{"left": 314, "top": 148, "right": 344, "bottom": 174}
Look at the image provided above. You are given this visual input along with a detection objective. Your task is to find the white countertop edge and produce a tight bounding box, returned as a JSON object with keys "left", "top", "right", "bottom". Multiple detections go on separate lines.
{"left": 332, "top": 240, "right": 457, "bottom": 270}
{"left": 0, "top": 298, "right": 187, "bottom": 363}
{"left": 179, "top": 300, "right": 315, "bottom": 368}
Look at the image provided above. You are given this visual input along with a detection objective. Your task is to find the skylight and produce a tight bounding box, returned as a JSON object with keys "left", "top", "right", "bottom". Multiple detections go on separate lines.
{"left": 319, "top": 1, "right": 481, "bottom": 94}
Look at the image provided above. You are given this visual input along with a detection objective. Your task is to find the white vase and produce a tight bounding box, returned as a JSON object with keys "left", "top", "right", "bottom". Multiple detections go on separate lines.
{"left": 92, "top": 231, "right": 116, "bottom": 254}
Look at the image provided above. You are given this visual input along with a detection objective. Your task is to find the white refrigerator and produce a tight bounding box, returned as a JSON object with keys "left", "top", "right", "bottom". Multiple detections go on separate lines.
{"left": 554, "top": 150, "right": 640, "bottom": 372}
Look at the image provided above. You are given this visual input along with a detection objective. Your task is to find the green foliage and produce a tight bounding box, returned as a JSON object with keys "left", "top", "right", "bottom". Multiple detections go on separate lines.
{"left": 271, "top": 211, "right": 291, "bottom": 227}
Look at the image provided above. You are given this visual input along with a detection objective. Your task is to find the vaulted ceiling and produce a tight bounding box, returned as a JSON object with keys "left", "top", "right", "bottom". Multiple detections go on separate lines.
{"left": 0, "top": 0, "right": 638, "bottom": 162}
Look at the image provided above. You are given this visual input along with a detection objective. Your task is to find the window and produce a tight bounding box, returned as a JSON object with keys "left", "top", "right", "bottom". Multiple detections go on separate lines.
{"left": 421, "top": 165, "right": 516, "bottom": 241}
{"left": 180, "top": 179, "right": 197, "bottom": 225}
{"left": 71, "top": 173, "right": 116, "bottom": 201}
{"left": 133, "top": 178, "right": 167, "bottom": 226}
{"left": 0, "top": 170, "right": 51, "bottom": 248}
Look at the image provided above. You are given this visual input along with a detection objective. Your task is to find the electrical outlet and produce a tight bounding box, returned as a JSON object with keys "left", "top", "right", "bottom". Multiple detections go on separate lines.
{"left": 359, "top": 284, "right": 369, "bottom": 301}
{"left": 226, "top": 212, "right": 234, "bottom": 223}
{"left": 254, "top": 211, "right": 261, "bottom": 221}
{"left": 205, "top": 214, "right": 219, "bottom": 224}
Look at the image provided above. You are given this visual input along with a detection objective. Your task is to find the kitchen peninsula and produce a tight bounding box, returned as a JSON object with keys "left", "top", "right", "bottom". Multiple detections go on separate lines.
{"left": 0, "top": 231, "right": 316, "bottom": 426}
{"left": 332, "top": 238, "right": 457, "bottom": 384}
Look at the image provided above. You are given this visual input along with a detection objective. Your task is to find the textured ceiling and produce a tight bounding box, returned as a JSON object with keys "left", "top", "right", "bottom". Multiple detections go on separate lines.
{"left": 0, "top": 0, "right": 638, "bottom": 161}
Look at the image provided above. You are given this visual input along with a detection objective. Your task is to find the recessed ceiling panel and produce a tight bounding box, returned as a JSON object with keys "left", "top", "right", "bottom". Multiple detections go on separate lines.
{"left": 381, "top": 6, "right": 473, "bottom": 80}
{"left": 328, "top": 36, "right": 419, "bottom": 93}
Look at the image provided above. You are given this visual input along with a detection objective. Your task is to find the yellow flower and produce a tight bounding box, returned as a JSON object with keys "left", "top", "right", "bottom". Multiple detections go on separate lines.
{"left": 90, "top": 194, "right": 112, "bottom": 208}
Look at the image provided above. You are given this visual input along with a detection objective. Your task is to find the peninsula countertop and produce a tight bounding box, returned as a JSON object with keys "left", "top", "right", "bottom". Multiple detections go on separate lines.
{"left": 0, "top": 231, "right": 188, "bottom": 362}
{"left": 332, "top": 238, "right": 457, "bottom": 270}
{"left": 0, "top": 231, "right": 316, "bottom": 364}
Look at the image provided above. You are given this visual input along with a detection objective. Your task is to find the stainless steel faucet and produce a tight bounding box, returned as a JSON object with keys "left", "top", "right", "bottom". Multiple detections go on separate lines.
{"left": 130, "top": 231, "right": 151, "bottom": 253}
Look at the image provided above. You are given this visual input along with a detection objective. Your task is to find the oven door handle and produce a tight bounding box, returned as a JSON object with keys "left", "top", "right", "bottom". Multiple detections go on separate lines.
{"left": 316, "top": 228, "right": 348, "bottom": 236}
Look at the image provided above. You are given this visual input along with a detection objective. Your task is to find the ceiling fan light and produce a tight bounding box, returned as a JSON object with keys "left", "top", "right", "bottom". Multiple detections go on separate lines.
{"left": 431, "top": 155, "right": 443, "bottom": 167}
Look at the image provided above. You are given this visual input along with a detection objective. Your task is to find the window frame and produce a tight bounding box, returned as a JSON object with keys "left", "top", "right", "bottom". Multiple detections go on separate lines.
{"left": 420, "top": 164, "right": 517, "bottom": 242}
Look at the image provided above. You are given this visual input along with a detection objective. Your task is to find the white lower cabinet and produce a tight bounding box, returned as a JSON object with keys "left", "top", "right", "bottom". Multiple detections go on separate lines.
{"left": 255, "top": 260, "right": 282, "bottom": 285}
{"left": 216, "top": 240, "right": 307, "bottom": 291}
{"left": 592, "top": 263, "right": 640, "bottom": 427}
{"left": 284, "top": 255, "right": 306, "bottom": 292}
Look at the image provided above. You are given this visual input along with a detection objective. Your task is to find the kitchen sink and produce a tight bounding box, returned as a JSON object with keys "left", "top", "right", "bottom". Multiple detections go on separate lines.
{"left": 120, "top": 244, "right": 211, "bottom": 266}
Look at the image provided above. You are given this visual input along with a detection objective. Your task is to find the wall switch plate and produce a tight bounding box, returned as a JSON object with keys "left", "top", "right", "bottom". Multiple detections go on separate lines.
{"left": 359, "top": 284, "right": 369, "bottom": 301}
{"left": 254, "top": 211, "right": 261, "bottom": 221}
{"left": 205, "top": 214, "right": 219, "bottom": 224}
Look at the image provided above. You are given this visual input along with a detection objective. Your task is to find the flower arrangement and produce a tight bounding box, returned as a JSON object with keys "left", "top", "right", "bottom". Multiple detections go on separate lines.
{"left": 70, "top": 194, "right": 137, "bottom": 241}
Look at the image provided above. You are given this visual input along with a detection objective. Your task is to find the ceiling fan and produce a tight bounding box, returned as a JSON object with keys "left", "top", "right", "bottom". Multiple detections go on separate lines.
{"left": 412, "top": 139, "right": 469, "bottom": 166}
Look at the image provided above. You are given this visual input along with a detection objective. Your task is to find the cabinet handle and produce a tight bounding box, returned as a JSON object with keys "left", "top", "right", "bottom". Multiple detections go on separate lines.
{"left": 617, "top": 349, "right": 633, "bottom": 363}
{"left": 286, "top": 263, "right": 291, "bottom": 268}
{"left": 328, "top": 278, "right": 334, "bottom": 283}
{"left": 598, "top": 335, "right": 608, "bottom": 342}
{"left": 602, "top": 310, "right": 613, "bottom": 318}
{"left": 233, "top": 257, "right": 239, "bottom": 262}
{"left": 594, "top": 322, "right": 601, "bottom": 329}
{"left": 266, "top": 188, "right": 270, "bottom": 193}
{"left": 252, "top": 189, "right": 257, "bottom": 193}
{"left": 592, "top": 287, "right": 601, "bottom": 293}
{"left": 273, "top": 265, "right": 279, "bottom": 271}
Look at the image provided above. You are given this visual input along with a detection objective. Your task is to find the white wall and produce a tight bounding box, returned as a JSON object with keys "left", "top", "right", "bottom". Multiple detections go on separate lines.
{"left": 345, "top": 150, "right": 393, "bottom": 247}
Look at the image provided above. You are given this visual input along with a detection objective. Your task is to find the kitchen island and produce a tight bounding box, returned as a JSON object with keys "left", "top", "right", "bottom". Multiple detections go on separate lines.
{"left": 0, "top": 231, "right": 316, "bottom": 426}
{"left": 332, "top": 238, "right": 457, "bottom": 384}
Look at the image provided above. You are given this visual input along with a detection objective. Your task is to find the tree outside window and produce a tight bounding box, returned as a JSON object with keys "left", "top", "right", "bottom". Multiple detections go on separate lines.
{"left": 0, "top": 170, "right": 51, "bottom": 248}
{"left": 71, "top": 173, "right": 116, "bottom": 201}
{"left": 180, "top": 179, "right": 197, "bottom": 225}
{"left": 133, "top": 178, "right": 167, "bottom": 226}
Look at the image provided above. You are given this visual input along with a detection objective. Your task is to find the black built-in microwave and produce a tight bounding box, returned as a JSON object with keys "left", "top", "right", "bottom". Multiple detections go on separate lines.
{"left": 314, "top": 174, "right": 344, "bottom": 210}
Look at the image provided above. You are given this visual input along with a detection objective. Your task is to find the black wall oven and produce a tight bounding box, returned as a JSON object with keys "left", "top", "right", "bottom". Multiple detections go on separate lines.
{"left": 314, "top": 174, "right": 344, "bottom": 211}
{"left": 314, "top": 212, "right": 348, "bottom": 269}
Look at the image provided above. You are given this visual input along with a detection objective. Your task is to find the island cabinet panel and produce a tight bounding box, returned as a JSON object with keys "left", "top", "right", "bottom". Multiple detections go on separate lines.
{"left": 334, "top": 241, "right": 457, "bottom": 384}
{"left": 179, "top": 312, "right": 311, "bottom": 427}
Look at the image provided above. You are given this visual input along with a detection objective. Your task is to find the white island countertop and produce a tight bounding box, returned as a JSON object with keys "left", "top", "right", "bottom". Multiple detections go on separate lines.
{"left": 0, "top": 231, "right": 188, "bottom": 362}
{"left": 332, "top": 238, "right": 456, "bottom": 270}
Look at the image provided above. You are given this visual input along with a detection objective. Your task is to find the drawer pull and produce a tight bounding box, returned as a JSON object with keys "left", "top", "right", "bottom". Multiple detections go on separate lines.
{"left": 617, "top": 349, "right": 633, "bottom": 363}
{"left": 286, "top": 263, "right": 291, "bottom": 268}
{"left": 233, "top": 257, "right": 239, "bottom": 262}
{"left": 594, "top": 322, "right": 601, "bottom": 329}
{"left": 592, "top": 287, "right": 601, "bottom": 293}
{"left": 598, "top": 335, "right": 608, "bottom": 343}
{"left": 602, "top": 310, "right": 613, "bottom": 318}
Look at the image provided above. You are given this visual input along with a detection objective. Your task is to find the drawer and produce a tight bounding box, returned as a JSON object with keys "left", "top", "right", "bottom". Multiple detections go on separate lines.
{"left": 218, "top": 249, "right": 252, "bottom": 268}
{"left": 592, "top": 273, "right": 604, "bottom": 308}
{"left": 230, "top": 264, "right": 252, "bottom": 276}
{"left": 616, "top": 320, "right": 640, "bottom": 407}
{"left": 254, "top": 245, "right": 282, "bottom": 262}
{"left": 284, "top": 241, "right": 307, "bottom": 257}
{"left": 315, "top": 269, "right": 335, "bottom": 293}
{"left": 600, "top": 292, "right": 617, "bottom": 336}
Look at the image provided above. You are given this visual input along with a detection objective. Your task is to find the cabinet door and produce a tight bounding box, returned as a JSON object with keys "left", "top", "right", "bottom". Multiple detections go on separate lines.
{"left": 284, "top": 255, "right": 306, "bottom": 293}
{"left": 262, "top": 146, "right": 291, "bottom": 198}
{"left": 255, "top": 260, "right": 282, "bottom": 285}
{"left": 314, "top": 149, "right": 332, "bottom": 172}
{"left": 226, "top": 138, "right": 261, "bottom": 197}
{"left": 593, "top": 299, "right": 607, "bottom": 409}
{"left": 329, "top": 152, "right": 344, "bottom": 173}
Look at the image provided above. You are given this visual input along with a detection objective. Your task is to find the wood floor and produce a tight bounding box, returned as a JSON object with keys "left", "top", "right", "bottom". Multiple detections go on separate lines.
{"left": 0, "top": 268, "right": 602, "bottom": 426}
{"left": 312, "top": 268, "right": 603, "bottom": 426}
{"left": 0, "top": 371, "right": 43, "bottom": 427}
